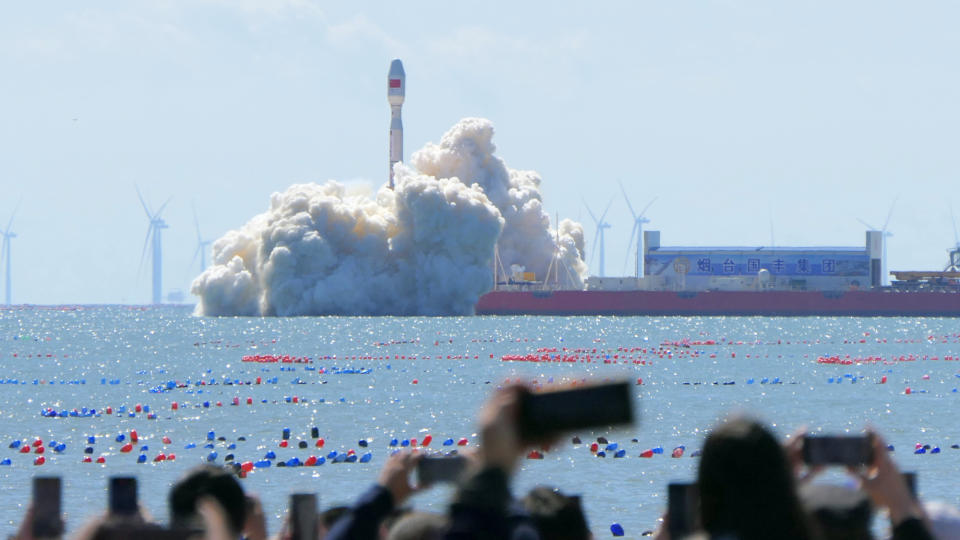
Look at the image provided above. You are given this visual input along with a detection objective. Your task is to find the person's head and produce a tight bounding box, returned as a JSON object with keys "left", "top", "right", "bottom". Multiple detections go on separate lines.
{"left": 800, "top": 483, "right": 873, "bottom": 540}
{"left": 385, "top": 511, "right": 447, "bottom": 540}
{"left": 924, "top": 500, "right": 960, "bottom": 540}
{"left": 169, "top": 465, "right": 247, "bottom": 536}
{"left": 522, "top": 486, "right": 591, "bottom": 540}
{"left": 319, "top": 505, "right": 349, "bottom": 538}
{"left": 697, "top": 416, "right": 811, "bottom": 540}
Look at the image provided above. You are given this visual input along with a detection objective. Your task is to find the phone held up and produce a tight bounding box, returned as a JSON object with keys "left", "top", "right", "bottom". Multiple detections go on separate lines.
{"left": 517, "top": 381, "right": 635, "bottom": 441}
{"left": 802, "top": 435, "right": 874, "bottom": 467}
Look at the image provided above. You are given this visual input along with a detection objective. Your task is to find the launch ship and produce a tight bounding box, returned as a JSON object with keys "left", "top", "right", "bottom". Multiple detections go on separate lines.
{"left": 475, "top": 231, "right": 960, "bottom": 317}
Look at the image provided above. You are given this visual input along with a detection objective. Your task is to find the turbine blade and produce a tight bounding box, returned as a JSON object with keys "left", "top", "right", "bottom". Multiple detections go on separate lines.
{"left": 190, "top": 244, "right": 201, "bottom": 269}
{"left": 624, "top": 222, "right": 639, "bottom": 275}
{"left": 882, "top": 196, "right": 899, "bottom": 233}
{"left": 4, "top": 197, "right": 21, "bottom": 234}
{"left": 138, "top": 224, "right": 153, "bottom": 278}
{"left": 638, "top": 196, "right": 658, "bottom": 219}
{"left": 135, "top": 185, "right": 153, "bottom": 218}
{"left": 618, "top": 181, "right": 637, "bottom": 220}
{"left": 598, "top": 197, "right": 614, "bottom": 225}
{"left": 155, "top": 197, "right": 172, "bottom": 218}
{"left": 582, "top": 198, "right": 599, "bottom": 225}
{"left": 856, "top": 218, "right": 876, "bottom": 230}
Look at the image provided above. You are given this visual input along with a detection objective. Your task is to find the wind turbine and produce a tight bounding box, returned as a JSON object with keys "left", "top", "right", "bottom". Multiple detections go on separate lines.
{"left": 191, "top": 202, "right": 213, "bottom": 273}
{"left": 137, "top": 187, "right": 171, "bottom": 305}
{"left": 584, "top": 197, "right": 614, "bottom": 277}
{"left": 1, "top": 206, "right": 18, "bottom": 305}
{"left": 619, "top": 181, "right": 656, "bottom": 279}
{"left": 857, "top": 198, "right": 897, "bottom": 286}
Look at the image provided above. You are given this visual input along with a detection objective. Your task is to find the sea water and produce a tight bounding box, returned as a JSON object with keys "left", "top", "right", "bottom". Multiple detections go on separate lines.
{"left": 0, "top": 306, "right": 958, "bottom": 537}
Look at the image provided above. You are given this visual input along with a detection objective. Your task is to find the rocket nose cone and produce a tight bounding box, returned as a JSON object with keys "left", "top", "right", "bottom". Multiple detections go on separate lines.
{"left": 389, "top": 59, "right": 405, "bottom": 78}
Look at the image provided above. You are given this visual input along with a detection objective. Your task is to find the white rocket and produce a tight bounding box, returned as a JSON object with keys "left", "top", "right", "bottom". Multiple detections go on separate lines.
{"left": 388, "top": 59, "right": 405, "bottom": 189}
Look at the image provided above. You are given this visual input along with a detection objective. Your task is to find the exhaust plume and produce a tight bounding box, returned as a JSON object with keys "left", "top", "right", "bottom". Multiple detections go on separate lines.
{"left": 192, "top": 118, "right": 587, "bottom": 316}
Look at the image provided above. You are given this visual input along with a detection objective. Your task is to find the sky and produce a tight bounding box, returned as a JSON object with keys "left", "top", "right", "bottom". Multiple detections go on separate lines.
{"left": 2, "top": 1, "right": 959, "bottom": 305}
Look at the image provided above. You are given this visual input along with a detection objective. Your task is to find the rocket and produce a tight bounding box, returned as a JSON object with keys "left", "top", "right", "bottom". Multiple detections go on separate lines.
{"left": 388, "top": 59, "right": 405, "bottom": 189}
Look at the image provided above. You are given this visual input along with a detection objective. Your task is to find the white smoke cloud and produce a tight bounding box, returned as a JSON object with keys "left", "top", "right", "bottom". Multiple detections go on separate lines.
{"left": 412, "top": 118, "right": 588, "bottom": 289}
{"left": 192, "top": 118, "right": 588, "bottom": 316}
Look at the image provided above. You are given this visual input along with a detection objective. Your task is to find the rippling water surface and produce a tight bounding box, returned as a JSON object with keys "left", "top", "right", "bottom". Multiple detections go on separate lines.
{"left": 1, "top": 306, "right": 958, "bottom": 536}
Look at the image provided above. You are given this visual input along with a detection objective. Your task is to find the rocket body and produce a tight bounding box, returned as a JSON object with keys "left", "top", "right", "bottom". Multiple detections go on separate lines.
{"left": 388, "top": 59, "right": 405, "bottom": 189}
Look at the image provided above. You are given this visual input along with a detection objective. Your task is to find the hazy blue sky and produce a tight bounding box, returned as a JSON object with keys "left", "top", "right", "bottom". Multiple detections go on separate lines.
{"left": 2, "top": 1, "right": 959, "bottom": 304}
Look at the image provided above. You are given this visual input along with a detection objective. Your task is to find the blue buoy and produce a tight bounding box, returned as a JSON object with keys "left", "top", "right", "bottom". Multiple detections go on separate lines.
{"left": 605, "top": 443, "right": 618, "bottom": 451}
{"left": 207, "top": 431, "right": 215, "bottom": 441}
{"left": 358, "top": 440, "right": 368, "bottom": 447}
{"left": 137, "top": 454, "right": 147, "bottom": 463}
{"left": 401, "top": 439, "right": 410, "bottom": 447}
{"left": 596, "top": 451, "right": 606, "bottom": 458}
{"left": 282, "top": 428, "right": 291, "bottom": 440}
{"left": 285, "top": 457, "right": 301, "bottom": 467}
{"left": 0, "top": 458, "right": 10, "bottom": 466}
{"left": 87, "top": 436, "right": 95, "bottom": 444}
{"left": 84, "top": 447, "right": 93, "bottom": 454}
{"left": 8, "top": 440, "right": 20, "bottom": 449}
{"left": 915, "top": 448, "right": 926, "bottom": 454}
{"left": 255, "top": 460, "right": 271, "bottom": 468}
{"left": 227, "top": 443, "right": 236, "bottom": 450}
{"left": 652, "top": 446, "right": 663, "bottom": 454}
{"left": 359, "top": 452, "right": 372, "bottom": 463}
{"left": 204, "top": 443, "right": 215, "bottom": 449}
{"left": 932, "top": 447, "right": 941, "bottom": 454}
{"left": 345, "top": 454, "right": 358, "bottom": 463}
{"left": 54, "top": 443, "right": 66, "bottom": 453}
{"left": 207, "top": 452, "right": 218, "bottom": 462}
{"left": 443, "top": 438, "right": 454, "bottom": 446}
{"left": 611, "top": 523, "right": 625, "bottom": 536}
{"left": 614, "top": 449, "right": 626, "bottom": 458}
{"left": 327, "top": 451, "right": 338, "bottom": 459}
{"left": 116, "top": 434, "right": 125, "bottom": 442}
{"left": 185, "top": 443, "right": 197, "bottom": 449}
{"left": 389, "top": 438, "right": 399, "bottom": 447}
{"left": 316, "top": 456, "right": 326, "bottom": 465}
{"left": 265, "top": 451, "right": 276, "bottom": 459}
{"left": 887, "top": 445, "right": 895, "bottom": 451}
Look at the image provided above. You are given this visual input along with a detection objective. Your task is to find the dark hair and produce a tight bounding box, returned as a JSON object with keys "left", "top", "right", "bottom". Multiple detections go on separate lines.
{"left": 321, "top": 505, "right": 350, "bottom": 530}
{"left": 169, "top": 465, "right": 247, "bottom": 535}
{"left": 522, "top": 486, "right": 590, "bottom": 540}
{"left": 697, "top": 417, "right": 813, "bottom": 540}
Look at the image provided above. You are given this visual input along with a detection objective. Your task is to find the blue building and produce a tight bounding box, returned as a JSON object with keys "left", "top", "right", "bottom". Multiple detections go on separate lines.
{"left": 642, "top": 230, "right": 883, "bottom": 291}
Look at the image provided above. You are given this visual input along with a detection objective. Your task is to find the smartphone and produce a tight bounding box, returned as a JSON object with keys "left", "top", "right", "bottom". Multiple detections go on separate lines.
{"left": 32, "top": 477, "right": 63, "bottom": 538}
{"left": 518, "top": 381, "right": 635, "bottom": 440}
{"left": 802, "top": 435, "right": 873, "bottom": 466}
{"left": 417, "top": 455, "right": 469, "bottom": 485}
{"left": 290, "top": 493, "right": 318, "bottom": 540}
{"left": 109, "top": 477, "right": 138, "bottom": 516}
{"left": 902, "top": 472, "right": 917, "bottom": 499}
{"left": 667, "top": 482, "right": 699, "bottom": 539}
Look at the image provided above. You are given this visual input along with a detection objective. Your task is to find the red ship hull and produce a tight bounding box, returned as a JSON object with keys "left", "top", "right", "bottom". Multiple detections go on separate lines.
{"left": 474, "top": 289, "right": 960, "bottom": 317}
